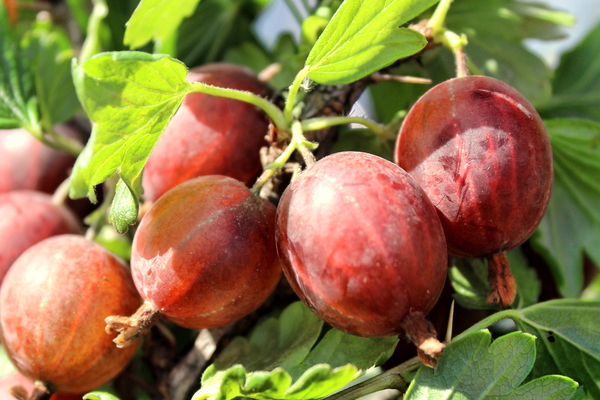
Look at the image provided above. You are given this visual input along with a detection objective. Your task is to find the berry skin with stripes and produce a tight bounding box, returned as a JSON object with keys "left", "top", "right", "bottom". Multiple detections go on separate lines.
{"left": 394, "top": 75, "right": 553, "bottom": 259}
{"left": 276, "top": 152, "right": 447, "bottom": 339}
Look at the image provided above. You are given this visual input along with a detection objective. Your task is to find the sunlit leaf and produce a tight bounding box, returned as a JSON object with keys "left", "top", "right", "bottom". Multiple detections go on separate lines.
{"left": 69, "top": 51, "right": 192, "bottom": 205}
{"left": 124, "top": 0, "right": 202, "bottom": 49}
{"left": 304, "top": 0, "right": 440, "bottom": 85}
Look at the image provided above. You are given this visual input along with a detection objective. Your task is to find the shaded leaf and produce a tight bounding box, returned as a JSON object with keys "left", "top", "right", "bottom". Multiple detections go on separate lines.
{"left": 449, "top": 249, "right": 540, "bottom": 311}
{"left": 0, "top": 3, "right": 37, "bottom": 129}
{"left": 459, "top": 300, "right": 600, "bottom": 399}
{"left": 21, "top": 21, "right": 80, "bottom": 125}
{"left": 305, "top": 0, "right": 440, "bottom": 85}
{"left": 288, "top": 328, "right": 398, "bottom": 379}
{"left": 530, "top": 119, "right": 600, "bottom": 297}
{"left": 197, "top": 302, "right": 398, "bottom": 400}
{"left": 444, "top": 0, "right": 573, "bottom": 105}
{"left": 406, "top": 330, "right": 578, "bottom": 399}
{"left": 331, "top": 127, "right": 394, "bottom": 161}
{"left": 174, "top": 0, "right": 267, "bottom": 68}
{"left": 539, "top": 22, "right": 600, "bottom": 121}
{"left": 512, "top": 300, "right": 600, "bottom": 399}
{"left": 213, "top": 302, "right": 324, "bottom": 374}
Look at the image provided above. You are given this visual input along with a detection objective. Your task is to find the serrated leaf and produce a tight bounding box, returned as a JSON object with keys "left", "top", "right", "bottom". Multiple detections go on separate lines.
{"left": 539, "top": 22, "right": 600, "bottom": 121}
{"left": 21, "top": 21, "right": 80, "bottom": 125}
{"left": 459, "top": 300, "right": 600, "bottom": 399}
{"left": 288, "top": 328, "right": 398, "bottom": 379}
{"left": 163, "top": 0, "right": 267, "bottom": 68}
{"left": 444, "top": 0, "right": 572, "bottom": 105}
{"left": 68, "top": 51, "right": 192, "bottom": 203}
{"left": 406, "top": 330, "right": 578, "bottom": 400}
{"left": 213, "top": 302, "right": 324, "bottom": 374}
{"left": 0, "top": 4, "right": 37, "bottom": 129}
{"left": 511, "top": 300, "right": 600, "bottom": 399}
{"left": 124, "top": 0, "right": 201, "bottom": 49}
{"left": 530, "top": 119, "right": 600, "bottom": 297}
{"left": 108, "top": 178, "right": 139, "bottom": 234}
{"left": 198, "top": 302, "right": 398, "bottom": 400}
{"left": 304, "top": 0, "right": 440, "bottom": 85}
{"left": 195, "top": 364, "right": 360, "bottom": 400}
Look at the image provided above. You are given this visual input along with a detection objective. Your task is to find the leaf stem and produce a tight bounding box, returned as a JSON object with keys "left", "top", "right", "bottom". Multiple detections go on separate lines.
{"left": 190, "top": 82, "right": 287, "bottom": 131}
{"left": 284, "top": 67, "right": 310, "bottom": 125}
{"left": 78, "top": 0, "right": 108, "bottom": 61}
{"left": 323, "top": 357, "right": 422, "bottom": 400}
{"left": 301, "top": 116, "right": 395, "bottom": 141}
{"left": 428, "top": 0, "right": 453, "bottom": 35}
{"left": 251, "top": 120, "right": 317, "bottom": 194}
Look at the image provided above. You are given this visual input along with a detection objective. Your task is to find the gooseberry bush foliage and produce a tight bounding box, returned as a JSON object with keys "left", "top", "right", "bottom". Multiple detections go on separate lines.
{"left": 1, "top": 0, "right": 600, "bottom": 399}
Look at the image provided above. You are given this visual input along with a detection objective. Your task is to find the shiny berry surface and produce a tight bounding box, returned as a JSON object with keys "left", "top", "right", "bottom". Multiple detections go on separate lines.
{"left": 142, "top": 63, "right": 271, "bottom": 201}
{"left": 276, "top": 152, "right": 447, "bottom": 338}
{"left": 0, "top": 125, "right": 78, "bottom": 194}
{"left": 395, "top": 76, "right": 553, "bottom": 257}
{"left": 0, "top": 191, "right": 82, "bottom": 284}
{"left": 132, "top": 175, "right": 281, "bottom": 328}
{"left": 0, "top": 235, "right": 141, "bottom": 394}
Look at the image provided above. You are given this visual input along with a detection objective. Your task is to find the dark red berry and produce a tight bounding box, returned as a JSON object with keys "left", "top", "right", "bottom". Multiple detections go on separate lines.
{"left": 142, "top": 63, "right": 272, "bottom": 201}
{"left": 0, "top": 191, "right": 82, "bottom": 284}
{"left": 107, "top": 176, "right": 281, "bottom": 347}
{"left": 0, "top": 125, "right": 79, "bottom": 194}
{"left": 276, "top": 152, "right": 447, "bottom": 339}
{"left": 394, "top": 75, "right": 553, "bottom": 258}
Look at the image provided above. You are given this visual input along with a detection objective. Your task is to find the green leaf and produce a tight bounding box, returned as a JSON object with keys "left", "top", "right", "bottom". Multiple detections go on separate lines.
{"left": 124, "top": 0, "right": 202, "bottom": 49}
{"left": 197, "top": 302, "right": 398, "bottom": 400}
{"left": 195, "top": 364, "right": 360, "bottom": 400}
{"left": 0, "top": 345, "right": 16, "bottom": 379}
{"left": 213, "top": 302, "right": 324, "bottom": 374}
{"left": 108, "top": 178, "right": 139, "bottom": 234}
{"left": 449, "top": 257, "right": 494, "bottom": 310}
{"left": 168, "top": 0, "right": 268, "bottom": 68}
{"left": 304, "top": 0, "right": 440, "bottom": 85}
{"left": 69, "top": 51, "right": 192, "bottom": 203}
{"left": 444, "top": 0, "right": 573, "bottom": 105}
{"left": 539, "top": 22, "right": 600, "bottom": 121}
{"left": 530, "top": 119, "right": 600, "bottom": 297}
{"left": 288, "top": 328, "right": 398, "bottom": 379}
{"left": 0, "top": 4, "right": 37, "bottom": 129}
{"left": 449, "top": 250, "right": 539, "bottom": 311}
{"left": 406, "top": 330, "right": 578, "bottom": 399}
{"left": 459, "top": 300, "right": 600, "bottom": 399}
{"left": 512, "top": 300, "right": 600, "bottom": 399}
{"left": 21, "top": 21, "right": 80, "bottom": 125}
{"left": 83, "top": 392, "right": 121, "bottom": 400}
{"left": 331, "top": 127, "right": 394, "bottom": 161}
{"left": 94, "top": 224, "right": 132, "bottom": 261}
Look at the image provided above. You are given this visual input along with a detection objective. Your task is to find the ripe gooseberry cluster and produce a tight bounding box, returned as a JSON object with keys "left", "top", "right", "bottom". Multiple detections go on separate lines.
{"left": 0, "top": 64, "right": 552, "bottom": 395}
